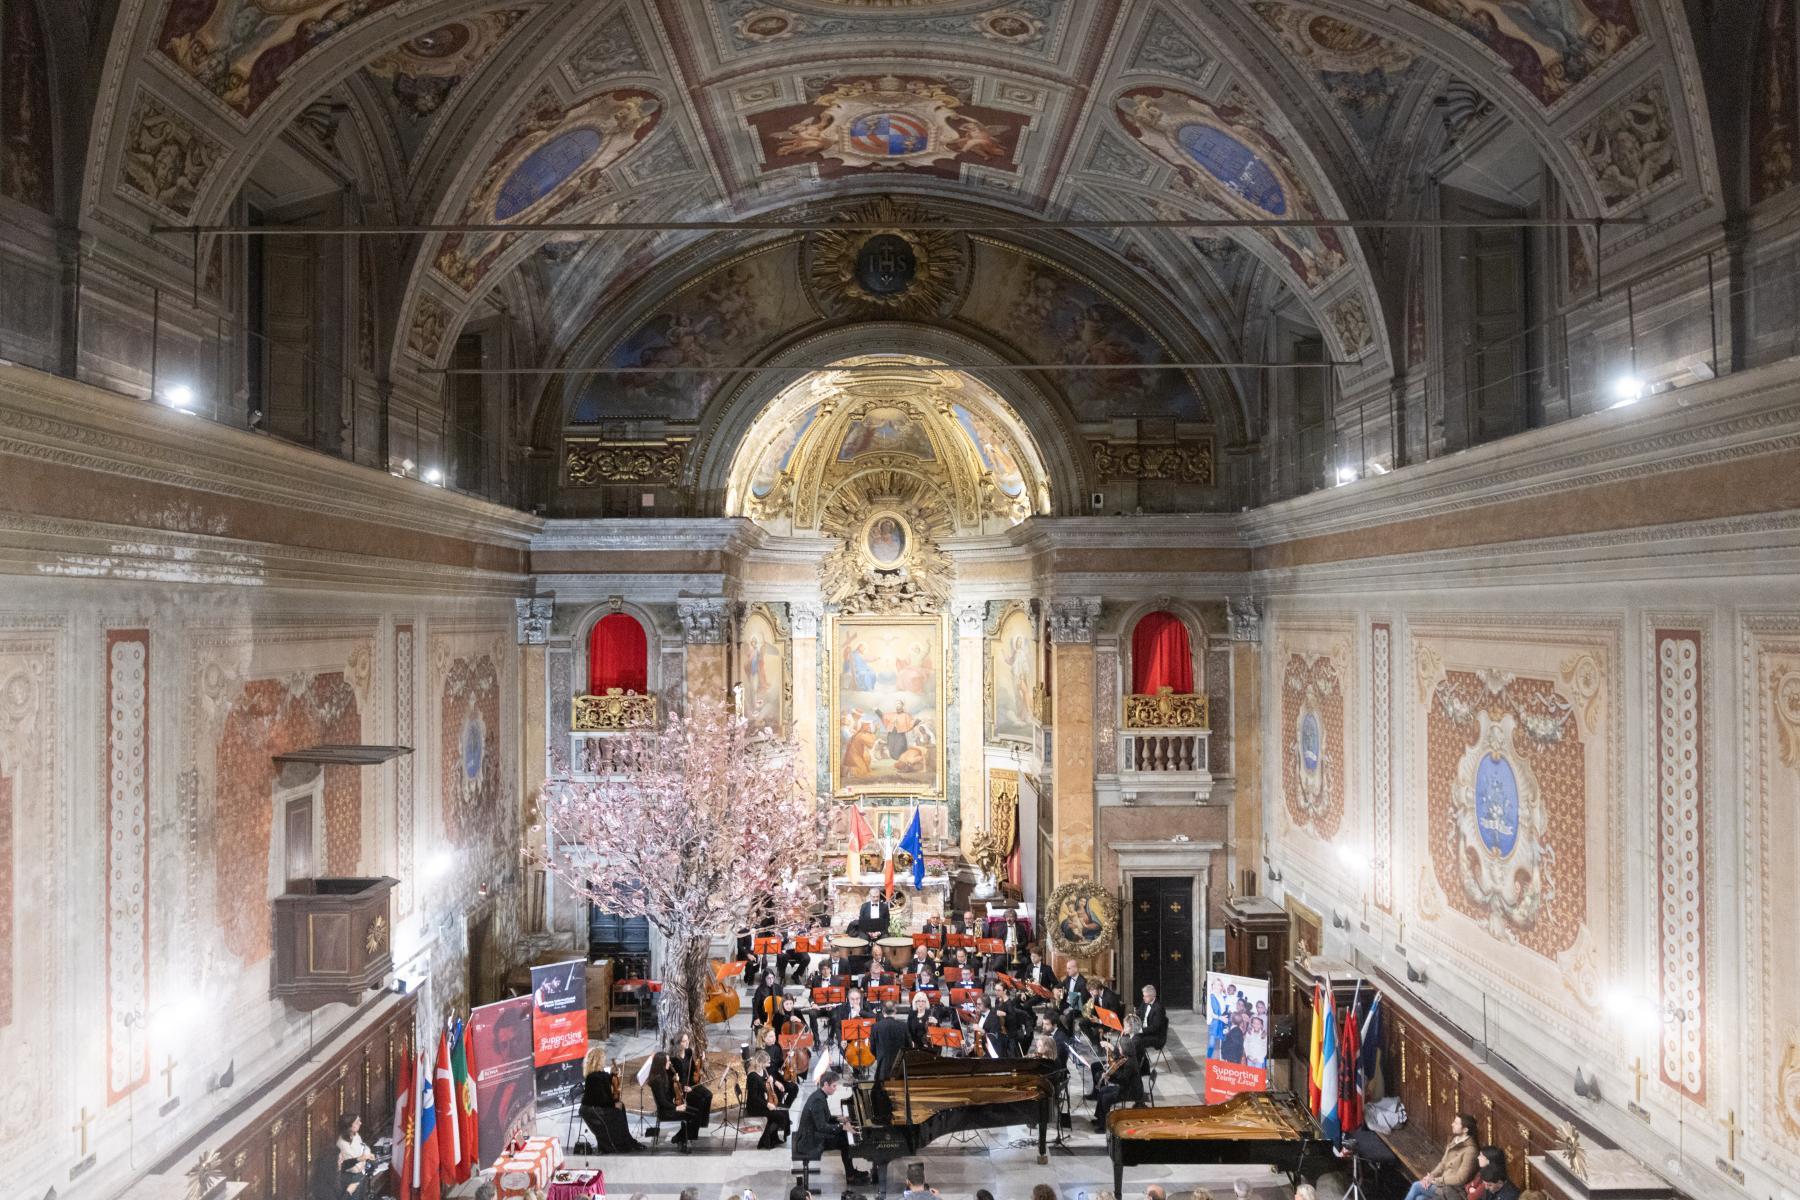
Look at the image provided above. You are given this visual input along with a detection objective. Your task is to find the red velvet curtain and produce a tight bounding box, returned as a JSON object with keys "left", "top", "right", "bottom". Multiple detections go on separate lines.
{"left": 1131, "top": 611, "right": 1193, "bottom": 693}
{"left": 588, "top": 613, "right": 648, "bottom": 694}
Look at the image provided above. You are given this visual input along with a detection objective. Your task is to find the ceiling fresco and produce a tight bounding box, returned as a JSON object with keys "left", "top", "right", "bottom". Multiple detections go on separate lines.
{"left": 82, "top": 0, "right": 1723, "bottom": 449}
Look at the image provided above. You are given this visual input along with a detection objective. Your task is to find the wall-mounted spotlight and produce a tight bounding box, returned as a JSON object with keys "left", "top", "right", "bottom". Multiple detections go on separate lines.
{"left": 1331, "top": 909, "right": 1350, "bottom": 930}
{"left": 1263, "top": 856, "right": 1283, "bottom": 883}
{"left": 1405, "top": 961, "right": 1428, "bottom": 985}
{"left": 1573, "top": 1067, "right": 1602, "bottom": 1102}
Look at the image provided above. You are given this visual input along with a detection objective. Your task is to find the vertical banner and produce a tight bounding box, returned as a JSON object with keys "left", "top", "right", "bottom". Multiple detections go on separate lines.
{"left": 531, "top": 958, "right": 589, "bottom": 1111}
{"left": 469, "top": 997, "right": 536, "bottom": 1163}
{"left": 1203, "top": 971, "right": 1271, "bottom": 1103}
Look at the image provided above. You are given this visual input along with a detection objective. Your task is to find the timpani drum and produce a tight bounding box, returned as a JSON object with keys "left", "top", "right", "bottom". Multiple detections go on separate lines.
{"left": 876, "top": 936, "right": 913, "bottom": 970}
{"left": 830, "top": 935, "right": 866, "bottom": 955}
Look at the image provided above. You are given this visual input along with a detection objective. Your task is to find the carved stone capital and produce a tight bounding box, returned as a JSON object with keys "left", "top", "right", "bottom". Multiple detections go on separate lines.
{"left": 514, "top": 597, "right": 553, "bottom": 646}
{"left": 1228, "top": 595, "right": 1264, "bottom": 643}
{"left": 789, "top": 601, "right": 824, "bottom": 639}
{"left": 677, "top": 598, "right": 730, "bottom": 644}
{"left": 953, "top": 602, "right": 985, "bottom": 638}
{"left": 1047, "top": 597, "right": 1102, "bottom": 644}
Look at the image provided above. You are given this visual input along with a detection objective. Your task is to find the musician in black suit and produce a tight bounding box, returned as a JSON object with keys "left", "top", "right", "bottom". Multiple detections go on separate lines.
{"left": 1083, "top": 975, "right": 1124, "bottom": 1049}
{"left": 975, "top": 994, "right": 1014, "bottom": 1057}
{"left": 1001, "top": 989, "right": 1034, "bottom": 1049}
{"left": 855, "top": 889, "right": 891, "bottom": 939}
{"left": 832, "top": 988, "right": 877, "bottom": 1041}
{"left": 872, "top": 1013, "right": 914, "bottom": 1083}
{"left": 1093, "top": 1036, "right": 1144, "bottom": 1129}
{"left": 1056, "top": 960, "right": 1088, "bottom": 1033}
{"left": 1136, "top": 984, "right": 1168, "bottom": 1051}
{"left": 1024, "top": 947, "right": 1056, "bottom": 990}
{"left": 795, "top": 1071, "right": 870, "bottom": 1185}
{"left": 778, "top": 927, "right": 810, "bottom": 983}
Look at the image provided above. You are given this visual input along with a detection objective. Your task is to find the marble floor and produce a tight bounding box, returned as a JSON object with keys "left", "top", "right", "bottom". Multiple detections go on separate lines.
{"left": 460, "top": 1011, "right": 1339, "bottom": 1200}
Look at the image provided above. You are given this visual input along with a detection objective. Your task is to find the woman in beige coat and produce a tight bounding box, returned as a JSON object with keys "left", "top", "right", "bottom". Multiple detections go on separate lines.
{"left": 1401, "top": 1112, "right": 1478, "bottom": 1200}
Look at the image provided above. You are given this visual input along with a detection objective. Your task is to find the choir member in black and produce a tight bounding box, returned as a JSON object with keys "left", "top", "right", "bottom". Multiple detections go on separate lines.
{"left": 795, "top": 1071, "right": 870, "bottom": 1185}
{"left": 1092, "top": 1035, "right": 1144, "bottom": 1129}
{"left": 669, "top": 1031, "right": 714, "bottom": 1130}
{"left": 751, "top": 970, "right": 782, "bottom": 1027}
{"left": 647, "top": 1052, "right": 703, "bottom": 1151}
{"left": 1084, "top": 975, "right": 1124, "bottom": 1050}
{"left": 854, "top": 888, "right": 890, "bottom": 940}
{"left": 743, "top": 1050, "right": 794, "bottom": 1150}
{"left": 1024, "top": 947, "right": 1056, "bottom": 990}
{"left": 579, "top": 1047, "right": 643, "bottom": 1153}
{"left": 1136, "top": 984, "right": 1168, "bottom": 1052}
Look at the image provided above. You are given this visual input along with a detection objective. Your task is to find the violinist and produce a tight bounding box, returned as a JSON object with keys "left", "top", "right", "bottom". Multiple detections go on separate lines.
{"left": 670, "top": 1030, "right": 714, "bottom": 1131}
{"left": 647, "top": 1052, "right": 703, "bottom": 1151}
{"left": 743, "top": 1049, "right": 794, "bottom": 1149}
{"left": 1092, "top": 1035, "right": 1143, "bottom": 1130}
{"left": 579, "top": 1047, "right": 643, "bottom": 1154}
{"left": 974, "top": 993, "right": 1013, "bottom": 1057}
{"left": 758, "top": 1023, "right": 787, "bottom": 1079}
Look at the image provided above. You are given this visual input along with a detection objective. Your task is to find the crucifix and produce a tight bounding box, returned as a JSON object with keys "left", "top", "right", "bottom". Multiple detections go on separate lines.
{"left": 1719, "top": 1108, "right": 1740, "bottom": 1160}
{"left": 1629, "top": 1056, "right": 1648, "bottom": 1104}
{"left": 162, "top": 1053, "right": 178, "bottom": 1099}
{"left": 72, "top": 1105, "right": 94, "bottom": 1156}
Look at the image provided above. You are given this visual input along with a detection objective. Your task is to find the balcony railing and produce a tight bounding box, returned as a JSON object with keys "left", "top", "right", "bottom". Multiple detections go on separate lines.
{"left": 572, "top": 689, "right": 658, "bottom": 731}
{"left": 1116, "top": 689, "right": 1212, "bottom": 803}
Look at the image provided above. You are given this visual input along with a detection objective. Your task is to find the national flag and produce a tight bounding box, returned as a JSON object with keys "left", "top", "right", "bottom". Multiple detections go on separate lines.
{"left": 1307, "top": 982, "right": 1325, "bottom": 1115}
{"left": 1318, "top": 986, "right": 1341, "bottom": 1142}
{"left": 882, "top": 847, "right": 895, "bottom": 899}
{"left": 432, "top": 1029, "right": 460, "bottom": 1179}
{"left": 450, "top": 1018, "right": 479, "bottom": 1179}
{"left": 1357, "top": 993, "right": 1384, "bottom": 1099}
{"left": 849, "top": 805, "right": 874, "bottom": 883}
{"left": 898, "top": 806, "right": 924, "bottom": 889}
{"left": 391, "top": 1051, "right": 414, "bottom": 1200}
{"left": 413, "top": 1052, "right": 441, "bottom": 1200}
{"left": 1339, "top": 999, "right": 1364, "bottom": 1135}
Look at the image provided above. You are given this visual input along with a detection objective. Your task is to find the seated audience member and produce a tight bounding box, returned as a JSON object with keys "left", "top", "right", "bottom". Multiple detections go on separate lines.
{"left": 1463, "top": 1146, "right": 1520, "bottom": 1200}
{"left": 1402, "top": 1112, "right": 1478, "bottom": 1200}
{"left": 1030, "top": 1185, "right": 1056, "bottom": 1200}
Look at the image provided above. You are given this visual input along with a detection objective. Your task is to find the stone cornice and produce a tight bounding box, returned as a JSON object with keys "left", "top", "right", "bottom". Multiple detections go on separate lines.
{"left": 531, "top": 516, "right": 765, "bottom": 556}
{"left": 1238, "top": 359, "right": 1800, "bottom": 547}
{"left": 1009, "top": 513, "right": 1247, "bottom": 552}
{"left": 0, "top": 366, "right": 542, "bottom": 549}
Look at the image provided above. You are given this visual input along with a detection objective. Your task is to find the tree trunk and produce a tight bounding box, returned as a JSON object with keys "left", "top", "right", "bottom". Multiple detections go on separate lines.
{"left": 657, "top": 934, "right": 713, "bottom": 1058}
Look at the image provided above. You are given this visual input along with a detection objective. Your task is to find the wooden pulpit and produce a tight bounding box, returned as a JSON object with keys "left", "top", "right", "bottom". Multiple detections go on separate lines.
{"left": 271, "top": 876, "right": 398, "bottom": 1011}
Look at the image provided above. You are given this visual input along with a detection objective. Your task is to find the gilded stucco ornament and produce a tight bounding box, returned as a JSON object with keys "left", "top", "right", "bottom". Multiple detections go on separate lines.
{"left": 805, "top": 197, "right": 967, "bottom": 319}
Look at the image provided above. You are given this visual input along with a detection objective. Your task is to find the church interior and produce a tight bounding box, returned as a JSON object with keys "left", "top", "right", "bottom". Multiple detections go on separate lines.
{"left": 4, "top": 1, "right": 1799, "bottom": 1198}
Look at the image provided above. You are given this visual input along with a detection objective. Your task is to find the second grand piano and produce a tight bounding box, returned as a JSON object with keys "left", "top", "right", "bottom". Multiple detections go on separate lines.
{"left": 852, "top": 1049, "right": 1061, "bottom": 1183}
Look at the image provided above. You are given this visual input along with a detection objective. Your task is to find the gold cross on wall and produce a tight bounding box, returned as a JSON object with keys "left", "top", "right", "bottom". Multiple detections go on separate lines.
{"left": 1168, "top": 901, "right": 1182, "bottom": 914}
{"left": 1630, "top": 1056, "right": 1647, "bottom": 1104}
{"left": 162, "top": 1054, "right": 179, "bottom": 1099}
{"left": 72, "top": 1106, "right": 94, "bottom": 1155}
{"left": 1720, "top": 1108, "right": 1740, "bottom": 1160}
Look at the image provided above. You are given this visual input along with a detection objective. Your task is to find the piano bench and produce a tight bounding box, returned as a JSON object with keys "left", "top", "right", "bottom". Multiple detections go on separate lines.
{"left": 790, "top": 1150, "right": 819, "bottom": 1190}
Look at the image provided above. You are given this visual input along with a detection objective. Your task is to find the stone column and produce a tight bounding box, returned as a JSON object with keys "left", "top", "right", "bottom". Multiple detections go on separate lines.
{"left": 678, "top": 598, "right": 731, "bottom": 705}
{"left": 1047, "top": 598, "right": 1102, "bottom": 892}
{"left": 790, "top": 602, "right": 823, "bottom": 803}
{"left": 1227, "top": 595, "right": 1264, "bottom": 883}
{"left": 954, "top": 601, "right": 986, "bottom": 858}
{"left": 515, "top": 596, "right": 553, "bottom": 933}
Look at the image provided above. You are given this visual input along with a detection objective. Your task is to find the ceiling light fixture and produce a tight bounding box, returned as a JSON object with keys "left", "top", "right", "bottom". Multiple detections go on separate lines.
{"left": 1609, "top": 375, "right": 1644, "bottom": 406}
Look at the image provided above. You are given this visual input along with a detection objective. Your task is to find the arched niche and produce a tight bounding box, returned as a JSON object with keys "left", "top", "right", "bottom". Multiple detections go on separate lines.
{"left": 689, "top": 325, "right": 1090, "bottom": 519}
{"left": 569, "top": 601, "right": 667, "bottom": 699}
{"left": 1113, "top": 601, "right": 1212, "bottom": 701}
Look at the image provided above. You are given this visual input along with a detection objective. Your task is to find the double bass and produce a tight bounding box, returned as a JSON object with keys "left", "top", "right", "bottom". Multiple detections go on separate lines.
{"left": 703, "top": 959, "right": 742, "bottom": 1025}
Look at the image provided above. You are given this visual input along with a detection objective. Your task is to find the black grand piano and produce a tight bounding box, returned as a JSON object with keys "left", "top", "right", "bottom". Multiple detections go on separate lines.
{"left": 1105, "top": 1091, "right": 1329, "bottom": 1196}
{"left": 851, "top": 1050, "right": 1061, "bottom": 1188}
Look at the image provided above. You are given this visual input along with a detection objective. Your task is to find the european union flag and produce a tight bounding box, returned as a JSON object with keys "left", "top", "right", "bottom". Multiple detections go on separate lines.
{"left": 899, "top": 806, "right": 924, "bottom": 890}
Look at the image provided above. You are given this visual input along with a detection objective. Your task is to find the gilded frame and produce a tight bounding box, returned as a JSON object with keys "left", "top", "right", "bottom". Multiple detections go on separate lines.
{"left": 830, "top": 613, "right": 946, "bottom": 798}
{"left": 985, "top": 600, "right": 1038, "bottom": 748}
{"left": 737, "top": 602, "right": 792, "bottom": 737}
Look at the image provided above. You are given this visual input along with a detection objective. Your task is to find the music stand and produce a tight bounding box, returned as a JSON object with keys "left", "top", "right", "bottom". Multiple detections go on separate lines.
{"left": 1341, "top": 1146, "right": 1371, "bottom": 1200}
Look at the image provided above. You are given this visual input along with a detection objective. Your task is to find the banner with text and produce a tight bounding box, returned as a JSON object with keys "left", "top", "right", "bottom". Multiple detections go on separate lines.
{"left": 1203, "top": 971, "right": 1271, "bottom": 1103}
{"left": 531, "top": 958, "right": 589, "bottom": 1111}
{"left": 469, "top": 996, "right": 536, "bottom": 1162}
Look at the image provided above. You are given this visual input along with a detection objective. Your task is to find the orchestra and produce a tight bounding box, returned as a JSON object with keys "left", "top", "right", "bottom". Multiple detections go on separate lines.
{"left": 594, "top": 894, "right": 1109, "bottom": 1190}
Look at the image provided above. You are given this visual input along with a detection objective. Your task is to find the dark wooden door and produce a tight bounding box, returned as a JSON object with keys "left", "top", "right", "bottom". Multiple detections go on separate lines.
{"left": 1129, "top": 876, "right": 1194, "bottom": 1008}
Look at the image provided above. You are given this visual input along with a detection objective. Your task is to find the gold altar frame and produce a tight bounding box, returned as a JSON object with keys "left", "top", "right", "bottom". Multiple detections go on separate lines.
{"left": 830, "top": 613, "right": 947, "bottom": 798}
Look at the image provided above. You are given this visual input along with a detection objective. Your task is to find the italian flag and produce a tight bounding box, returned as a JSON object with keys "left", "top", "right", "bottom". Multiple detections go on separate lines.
{"left": 450, "top": 1019, "right": 479, "bottom": 1180}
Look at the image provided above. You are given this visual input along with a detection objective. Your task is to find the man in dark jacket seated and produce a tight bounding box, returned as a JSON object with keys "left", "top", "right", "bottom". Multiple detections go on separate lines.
{"left": 1136, "top": 984, "right": 1168, "bottom": 1052}
{"left": 795, "top": 1070, "right": 871, "bottom": 1186}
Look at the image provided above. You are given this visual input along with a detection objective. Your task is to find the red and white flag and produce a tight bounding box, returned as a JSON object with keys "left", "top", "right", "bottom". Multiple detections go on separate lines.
{"left": 432, "top": 1029, "right": 460, "bottom": 1179}
{"left": 391, "top": 1052, "right": 414, "bottom": 1200}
